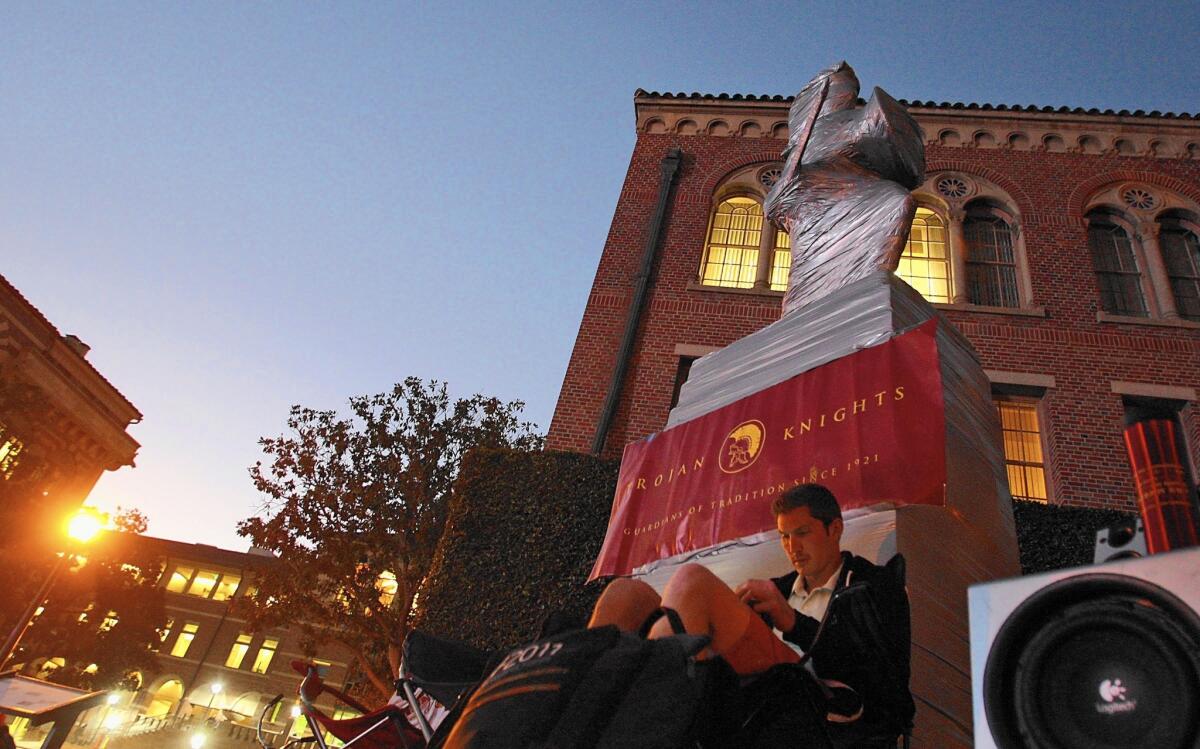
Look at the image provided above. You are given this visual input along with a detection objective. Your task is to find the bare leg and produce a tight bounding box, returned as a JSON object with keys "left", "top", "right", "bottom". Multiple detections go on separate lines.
{"left": 649, "top": 563, "right": 797, "bottom": 675}
{"left": 588, "top": 577, "right": 660, "bottom": 632}
{"left": 648, "top": 564, "right": 753, "bottom": 648}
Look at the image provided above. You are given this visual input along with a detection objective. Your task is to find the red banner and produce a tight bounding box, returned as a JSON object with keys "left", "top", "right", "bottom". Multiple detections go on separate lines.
{"left": 590, "top": 320, "right": 947, "bottom": 580}
{"left": 1123, "top": 418, "right": 1200, "bottom": 553}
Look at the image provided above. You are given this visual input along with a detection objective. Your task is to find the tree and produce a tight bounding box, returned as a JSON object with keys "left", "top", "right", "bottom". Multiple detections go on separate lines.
{"left": 237, "top": 378, "right": 544, "bottom": 701}
{"left": 4, "top": 509, "right": 169, "bottom": 691}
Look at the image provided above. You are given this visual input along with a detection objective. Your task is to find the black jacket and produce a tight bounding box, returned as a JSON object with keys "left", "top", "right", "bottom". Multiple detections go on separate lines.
{"left": 771, "top": 551, "right": 915, "bottom": 734}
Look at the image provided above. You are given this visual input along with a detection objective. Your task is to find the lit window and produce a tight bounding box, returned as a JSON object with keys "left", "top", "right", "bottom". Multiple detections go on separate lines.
{"left": 376, "top": 571, "right": 398, "bottom": 609}
{"left": 1160, "top": 219, "right": 1200, "bottom": 322}
{"left": 897, "top": 207, "right": 951, "bottom": 303}
{"left": 99, "top": 611, "right": 119, "bottom": 632}
{"left": 324, "top": 707, "right": 361, "bottom": 747}
{"left": 170, "top": 623, "right": 199, "bottom": 658}
{"left": 251, "top": 638, "right": 279, "bottom": 674}
{"left": 166, "top": 567, "right": 194, "bottom": 593}
{"left": 186, "top": 570, "right": 220, "bottom": 598}
{"left": 0, "top": 433, "right": 23, "bottom": 479}
{"left": 1088, "top": 213, "right": 1147, "bottom": 317}
{"left": 700, "top": 197, "right": 763, "bottom": 289}
{"left": 769, "top": 228, "right": 791, "bottom": 291}
{"left": 964, "top": 212, "right": 1019, "bottom": 307}
{"left": 38, "top": 658, "right": 65, "bottom": 678}
{"left": 996, "top": 399, "right": 1048, "bottom": 502}
{"left": 152, "top": 618, "right": 175, "bottom": 651}
{"left": 212, "top": 574, "right": 241, "bottom": 601}
{"left": 225, "top": 633, "right": 253, "bottom": 669}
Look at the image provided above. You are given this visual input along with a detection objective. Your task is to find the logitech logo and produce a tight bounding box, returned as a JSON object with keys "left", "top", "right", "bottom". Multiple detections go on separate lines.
{"left": 1095, "top": 678, "right": 1138, "bottom": 715}
{"left": 1099, "top": 678, "right": 1126, "bottom": 703}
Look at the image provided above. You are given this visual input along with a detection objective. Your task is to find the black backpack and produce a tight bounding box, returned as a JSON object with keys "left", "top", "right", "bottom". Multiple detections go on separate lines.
{"left": 430, "top": 611, "right": 740, "bottom": 749}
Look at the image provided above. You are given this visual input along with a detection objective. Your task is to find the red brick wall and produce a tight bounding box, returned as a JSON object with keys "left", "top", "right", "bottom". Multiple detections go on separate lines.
{"left": 547, "top": 129, "right": 1200, "bottom": 512}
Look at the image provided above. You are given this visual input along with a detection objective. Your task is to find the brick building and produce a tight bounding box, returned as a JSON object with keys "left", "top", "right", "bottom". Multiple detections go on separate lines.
{"left": 548, "top": 89, "right": 1200, "bottom": 512}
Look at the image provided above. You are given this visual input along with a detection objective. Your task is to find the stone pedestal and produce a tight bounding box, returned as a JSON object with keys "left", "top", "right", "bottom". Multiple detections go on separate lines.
{"left": 657, "top": 271, "right": 1021, "bottom": 747}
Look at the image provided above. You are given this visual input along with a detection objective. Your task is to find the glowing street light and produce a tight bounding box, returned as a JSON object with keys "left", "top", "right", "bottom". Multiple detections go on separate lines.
{"left": 106, "top": 693, "right": 120, "bottom": 706}
{"left": 205, "top": 682, "right": 222, "bottom": 716}
{"left": 0, "top": 507, "right": 108, "bottom": 669}
{"left": 189, "top": 732, "right": 207, "bottom": 749}
{"left": 66, "top": 508, "right": 105, "bottom": 543}
{"left": 287, "top": 703, "right": 303, "bottom": 738}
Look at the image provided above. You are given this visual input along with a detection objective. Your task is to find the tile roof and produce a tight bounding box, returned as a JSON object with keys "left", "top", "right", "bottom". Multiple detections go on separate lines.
{"left": 632, "top": 89, "right": 1198, "bottom": 120}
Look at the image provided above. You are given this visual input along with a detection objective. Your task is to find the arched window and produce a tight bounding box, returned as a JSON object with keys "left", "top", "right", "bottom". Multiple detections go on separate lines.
{"left": 896, "top": 207, "right": 951, "bottom": 303}
{"left": 697, "top": 163, "right": 789, "bottom": 293}
{"left": 1087, "top": 211, "right": 1148, "bottom": 317}
{"left": 700, "top": 197, "right": 762, "bottom": 289}
{"left": 1159, "top": 217, "right": 1200, "bottom": 321}
{"left": 964, "top": 206, "right": 1019, "bottom": 308}
{"left": 146, "top": 678, "right": 184, "bottom": 718}
{"left": 768, "top": 228, "right": 790, "bottom": 291}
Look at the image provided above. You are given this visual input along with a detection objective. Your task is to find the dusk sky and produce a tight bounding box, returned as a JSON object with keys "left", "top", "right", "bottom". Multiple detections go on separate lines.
{"left": 4, "top": 2, "right": 1199, "bottom": 550}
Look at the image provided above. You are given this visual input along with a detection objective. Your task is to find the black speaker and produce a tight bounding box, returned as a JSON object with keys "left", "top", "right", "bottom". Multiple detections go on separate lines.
{"left": 1093, "top": 518, "right": 1147, "bottom": 564}
{"left": 969, "top": 548, "right": 1200, "bottom": 748}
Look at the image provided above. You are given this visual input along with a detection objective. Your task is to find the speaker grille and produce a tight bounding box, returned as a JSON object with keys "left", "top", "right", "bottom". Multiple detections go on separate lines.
{"left": 984, "top": 574, "right": 1200, "bottom": 748}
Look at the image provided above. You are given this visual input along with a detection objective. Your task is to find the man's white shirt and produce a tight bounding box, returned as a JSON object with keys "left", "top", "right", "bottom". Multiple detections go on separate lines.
{"left": 775, "top": 561, "right": 843, "bottom": 656}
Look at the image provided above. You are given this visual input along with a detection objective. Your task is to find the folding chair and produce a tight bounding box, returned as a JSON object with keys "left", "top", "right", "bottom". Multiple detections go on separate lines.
{"left": 256, "top": 661, "right": 424, "bottom": 749}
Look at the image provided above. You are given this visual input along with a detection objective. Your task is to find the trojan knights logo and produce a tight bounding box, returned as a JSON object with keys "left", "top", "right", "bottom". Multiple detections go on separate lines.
{"left": 719, "top": 420, "right": 766, "bottom": 474}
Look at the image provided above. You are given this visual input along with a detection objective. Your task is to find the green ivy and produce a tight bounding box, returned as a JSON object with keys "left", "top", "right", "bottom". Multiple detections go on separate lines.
{"left": 1012, "top": 498, "right": 1137, "bottom": 574}
{"left": 413, "top": 448, "right": 619, "bottom": 650}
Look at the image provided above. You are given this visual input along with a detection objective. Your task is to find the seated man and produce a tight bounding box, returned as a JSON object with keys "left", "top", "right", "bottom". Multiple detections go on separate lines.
{"left": 589, "top": 483, "right": 914, "bottom": 745}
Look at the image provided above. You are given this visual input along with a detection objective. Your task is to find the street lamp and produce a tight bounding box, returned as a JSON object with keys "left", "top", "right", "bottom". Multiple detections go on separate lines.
{"left": 205, "top": 682, "right": 222, "bottom": 717}
{"left": 287, "top": 704, "right": 303, "bottom": 738}
{"left": 67, "top": 510, "right": 104, "bottom": 545}
{"left": 0, "top": 507, "right": 107, "bottom": 670}
{"left": 189, "top": 733, "right": 207, "bottom": 749}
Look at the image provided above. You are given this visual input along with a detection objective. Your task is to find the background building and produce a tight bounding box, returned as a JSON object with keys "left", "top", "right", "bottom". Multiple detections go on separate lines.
{"left": 129, "top": 536, "right": 353, "bottom": 728}
{"left": 548, "top": 90, "right": 1200, "bottom": 512}
{"left": 11, "top": 533, "right": 358, "bottom": 749}
{"left": 0, "top": 273, "right": 140, "bottom": 535}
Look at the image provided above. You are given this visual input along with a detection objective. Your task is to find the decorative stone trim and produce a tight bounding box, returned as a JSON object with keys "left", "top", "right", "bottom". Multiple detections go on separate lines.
{"left": 1110, "top": 381, "right": 1197, "bottom": 401}
{"left": 634, "top": 95, "right": 1200, "bottom": 160}
{"left": 936, "top": 303, "right": 1047, "bottom": 318}
{"left": 684, "top": 279, "right": 784, "bottom": 298}
{"left": 1096, "top": 311, "right": 1200, "bottom": 328}
{"left": 985, "top": 370, "right": 1057, "bottom": 389}
{"left": 674, "top": 343, "right": 723, "bottom": 358}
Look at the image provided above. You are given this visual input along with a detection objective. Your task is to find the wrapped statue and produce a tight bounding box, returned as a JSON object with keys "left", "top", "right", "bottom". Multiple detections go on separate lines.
{"left": 765, "top": 61, "right": 926, "bottom": 314}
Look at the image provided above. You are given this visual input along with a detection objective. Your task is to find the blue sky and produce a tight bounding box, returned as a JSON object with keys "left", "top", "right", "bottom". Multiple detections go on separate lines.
{"left": 4, "top": 1, "right": 1198, "bottom": 549}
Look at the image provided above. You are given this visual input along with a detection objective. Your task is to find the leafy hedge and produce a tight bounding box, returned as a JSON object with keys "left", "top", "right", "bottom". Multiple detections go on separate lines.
{"left": 414, "top": 448, "right": 1139, "bottom": 648}
{"left": 413, "top": 448, "right": 620, "bottom": 650}
{"left": 1011, "top": 498, "right": 1136, "bottom": 574}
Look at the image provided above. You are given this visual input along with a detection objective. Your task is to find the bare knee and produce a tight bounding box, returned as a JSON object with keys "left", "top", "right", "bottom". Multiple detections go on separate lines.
{"left": 589, "top": 578, "right": 660, "bottom": 631}
{"left": 662, "top": 563, "right": 722, "bottom": 600}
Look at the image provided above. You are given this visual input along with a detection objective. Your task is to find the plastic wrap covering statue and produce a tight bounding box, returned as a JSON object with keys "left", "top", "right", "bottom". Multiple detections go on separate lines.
{"left": 765, "top": 61, "right": 926, "bottom": 315}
